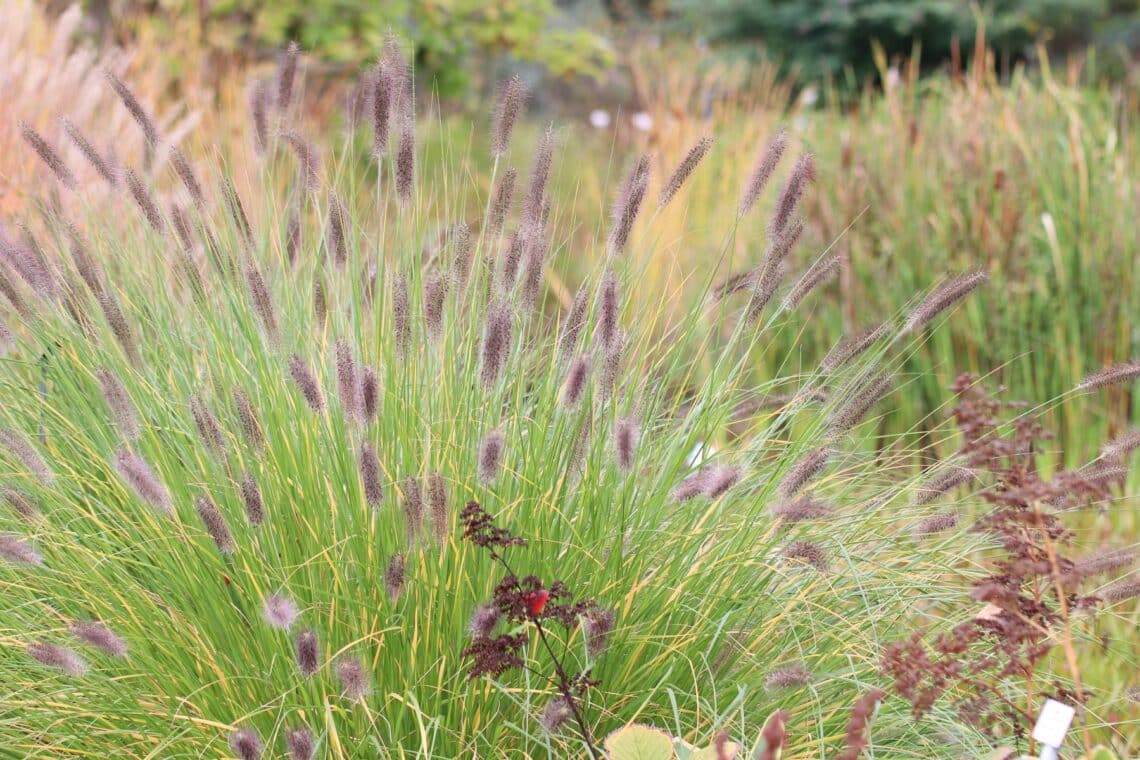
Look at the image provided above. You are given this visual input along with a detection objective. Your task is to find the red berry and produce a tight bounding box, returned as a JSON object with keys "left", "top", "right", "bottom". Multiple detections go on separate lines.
{"left": 524, "top": 589, "right": 550, "bottom": 616}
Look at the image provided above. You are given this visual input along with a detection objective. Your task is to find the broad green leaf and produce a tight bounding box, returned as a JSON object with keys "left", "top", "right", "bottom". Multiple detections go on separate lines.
{"left": 604, "top": 724, "right": 676, "bottom": 760}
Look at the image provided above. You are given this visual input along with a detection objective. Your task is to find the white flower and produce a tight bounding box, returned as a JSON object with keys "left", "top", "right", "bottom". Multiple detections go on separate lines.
{"left": 262, "top": 593, "right": 300, "bottom": 630}
{"left": 686, "top": 441, "right": 716, "bottom": 468}
{"left": 630, "top": 111, "right": 653, "bottom": 132}
{"left": 589, "top": 109, "right": 611, "bottom": 129}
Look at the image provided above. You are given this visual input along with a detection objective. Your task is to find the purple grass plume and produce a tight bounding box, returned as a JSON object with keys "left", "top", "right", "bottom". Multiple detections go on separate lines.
{"left": 360, "top": 365, "right": 379, "bottom": 422}
{"left": 739, "top": 129, "right": 787, "bottom": 216}
{"left": 3, "top": 488, "right": 39, "bottom": 520}
{"left": 704, "top": 465, "right": 742, "bottom": 498}
{"left": 395, "top": 122, "right": 415, "bottom": 203}
{"left": 190, "top": 395, "right": 227, "bottom": 454}
{"left": 105, "top": 70, "right": 159, "bottom": 148}
{"left": 777, "top": 446, "right": 830, "bottom": 498}
{"left": 68, "top": 225, "right": 104, "bottom": 293}
{"left": 828, "top": 373, "right": 894, "bottom": 434}
{"left": 68, "top": 620, "right": 128, "bottom": 657}
{"left": 250, "top": 79, "right": 271, "bottom": 154}
{"left": 660, "top": 136, "right": 713, "bottom": 208}
{"left": 124, "top": 168, "right": 166, "bottom": 235}
{"left": 0, "top": 534, "right": 44, "bottom": 567}
{"left": 561, "top": 354, "right": 591, "bottom": 407}
{"left": 782, "top": 251, "right": 841, "bottom": 310}
{"left": 744, "top": 259, "right": 788, "bottom": 324}
{"left": 1101, "top": 578, "right": 1140, "bottom": 603}
{"left": 519, "top": 225, "right": 549, "bottom": 306}
{"left": 480, "top": 302, "right": 512, "bottom": 387}
{"left": 276, "top": 41, "right": 300, "bottom": 112}
{"left": 1071, "top": 548, "right": 1134, "bottom": 579}
{"left": 295, "top": 628, "right": 320, "bottom": 675}
{"left": 263, "top": 593, "right": 301, "bottom": 630}
{"left": 26, "top": 642, "right": 87, "bottom": 676}
{"left": 97, "top": 292, "right": 140, "bottom": 364}
{"left": 782, "top": 540, "right": 829, "bottom": 571}
{"left": 20, "top": 122, "right": 77, "bottom": 190}
{"left": 539, "top": 697, "right": 573, "bottom": 733}
{"left": 671, "top": 470, "right": 709, "bottom": 502}
{"left": 765, "top": 664, "right": 813, "bottom": 690}
{"left": 283, "top": 131, "right": 321, "bottom": 193}
{"left": 582, "top": 607, "right": 616, "bottom": 658}
{"left": 769, "top": 153, "right": 815, "bottom": 239}
{"left": 195, "top": 494, "right": 235, "bottom": 555}
{"left": 312, "top": 278, "right": 327, "bottom": 327}
{"left": 0, "top": 267, "right": 31, "bottom": 319}
{"left": 286, "top": 206, "right": 302, "bottom": 266}
{"left": 371, "top": 62, "right": 394, "bottom": 156}
{"left": 327, "top": 192, "right": 348, "bottom": 267}
{"left": 288, "top": 355, "right": 325, "bottom": 412}
{"left": 229, "top": 728, "right": 263, "bottom": 760}
{"left": 360, "top": 442, "right": 383, "bottom": 507}
{"left": 423, "top": 272, "right": 448, "bottom": 341}
{"left": 598, "top": 272, "right": 619, "bottom": 350}
{"left": 402, "top": 478, "right": 424, "bottom": 539}
{"left": 335, "top": 338, "right": 359, "bottom": 421}
{"left": 221, "top": 178, "right": 255, "bottom": 250}
{"left": 491, "top": 75, "right": 527, "bottom": 157}
{"left": 523, "top": 127, "right": 554, "bottom": 224}
{"left": 913, "top": 466, "right": 975, "bottom": 505}
{"left": 233, "top": 389, "right": 265, "bottom": 451}
{"left": 771, "top": 495, "right": 833, "bottom": 524}
{"left": 336, "top": 655, "right": 370, "bottom": 700}
{"left": 488, "top": 167, "right": 517, "bottom": 238}
{"left": 820, "top": 323, "right": 888, "bottom": 372}
{"left": 2, "top": 228, "right": 59, "bottom": 300}
{"left": 240, "top": 472, "right": 265, "bottom": 527}
{"left": 501, "top": 231, "right": 524, "bottom": 290}
{"left": 96, "top": 369, "right": 140, "bottom": 441}
{"left": 286, "top": 726, "right": 316, "bottom": 760}
{"left": 169, "top": 148, "right": 204, "bottom": 207}
{"left": 114, "top": 448, "right": 171, "bottom": 514}
{"left": 0, "top": 427, "right": 53, "bottom": 483}
{"left": 392, "top": 273, "right": 411, "bottom": 356}
{"left": 1102, "top": 428, "right": 1140, "bottom": 461}
{"left": 607, "top": 154, "right": 650, "bottom": 256}
{"left": 60, "top": 117, "right": 117, "bottom": 186}
{"left": 477, "top": 429, "right": 505, "bottom": 483}
{"left": 386, "top": 553, "right": 405, "bottom": 601}
{"left": 428, "top": 472, "right": 449, "bottom": 540}
{"left": 469, "top": 604, "right": 502, "bottom": 639}
{"left": 912, "top": 512, "right": 960, "bottom": 535}
{"left": 558, "top": 286, "right": 589, "bottom": 359}
{"left": 1080, "top": 360, "right": 1140, "bottom": 391}
{"left": 904, "top": 271, "right": 988, "bottom": 333}
{"left": 614, "top": 416, "right": 638, "bottom": 471}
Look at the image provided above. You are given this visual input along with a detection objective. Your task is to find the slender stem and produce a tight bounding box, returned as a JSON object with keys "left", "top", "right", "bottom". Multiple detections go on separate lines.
{"left": 490, "top": 549, "right": 601, "bottom": 760}
{"left": 532, "top": 618, "right": 601, "bottom": 760}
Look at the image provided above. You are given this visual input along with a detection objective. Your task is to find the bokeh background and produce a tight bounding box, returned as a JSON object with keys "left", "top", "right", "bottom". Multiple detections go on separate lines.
{"left": 3, "top": 0, "right": 1138, "bottom": 744}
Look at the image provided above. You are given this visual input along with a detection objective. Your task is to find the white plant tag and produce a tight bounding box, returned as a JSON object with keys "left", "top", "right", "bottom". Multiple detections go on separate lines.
{"left": 1031, "top": 699, "right": 1075, "bottom": 748}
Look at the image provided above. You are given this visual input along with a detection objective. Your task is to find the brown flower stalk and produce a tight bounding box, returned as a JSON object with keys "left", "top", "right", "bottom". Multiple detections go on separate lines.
{"left": 739, "top": 129, "right": 787, "bottom": 216}
{"left": 20, "top": 122, "right": 77, "bottom": 189}
{"left": 659, "top": 136, "right": 713, "bottom": 208}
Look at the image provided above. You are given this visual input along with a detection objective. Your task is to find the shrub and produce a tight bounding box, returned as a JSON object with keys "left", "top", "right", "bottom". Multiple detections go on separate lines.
{"left": 0, "top": 39, "right": 1029, "bottom": 757}
{"left": 92, "top": 0, "right": 613, "bottom": 97}
{"left": 674, "top": 0, "right": 1139, "bottom": 83}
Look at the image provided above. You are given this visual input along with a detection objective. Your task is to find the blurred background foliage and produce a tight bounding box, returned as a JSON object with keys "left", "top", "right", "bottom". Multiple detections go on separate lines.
{"left": 59, "top": 0, "right": 1140, "bottom": 98}
{"left": 66, "top": 0, "right": 615, "bottom": 96}
{"left": 671, "top": 0, "right": 1140, "bottom": 83}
